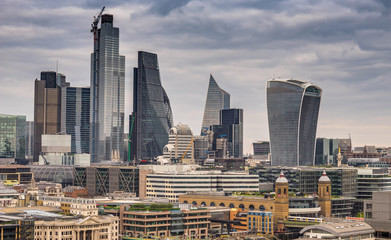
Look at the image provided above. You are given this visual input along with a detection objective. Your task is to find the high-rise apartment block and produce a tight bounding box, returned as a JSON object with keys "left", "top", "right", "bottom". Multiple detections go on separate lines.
{"left": 267, "top": 79, "right": 322, "bottom": 166}
{"left": 61, "top": 87, "right": 90, "bottom": 154}
{"left": 90, "top": 14, "right": 125, "bottom": 162}
{"left": 0, "top": 114, "right": 26, "bottom": 159}
{"left": 34, "top": 71, "right": 63, "bottom": 162}
{"left": 201, "top": 75, "right": 230, "bottom": 134}
{"left": 131, "top": 51, "right": 174, "bottom": 161}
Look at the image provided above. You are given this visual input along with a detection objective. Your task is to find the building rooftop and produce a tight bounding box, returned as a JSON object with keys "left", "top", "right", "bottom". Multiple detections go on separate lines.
{"left": 300, "top": 221, "right": 375, "bottom": 237}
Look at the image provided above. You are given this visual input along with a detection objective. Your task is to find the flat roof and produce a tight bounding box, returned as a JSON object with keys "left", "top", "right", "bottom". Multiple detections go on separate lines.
{"left": 300, "top": 221, "right": 375, "bottom": 237}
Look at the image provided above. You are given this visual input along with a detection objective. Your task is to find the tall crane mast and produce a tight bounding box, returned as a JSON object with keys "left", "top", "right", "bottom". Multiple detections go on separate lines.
{"left": 90, "top": 6, "right": 105, "bottom": 41}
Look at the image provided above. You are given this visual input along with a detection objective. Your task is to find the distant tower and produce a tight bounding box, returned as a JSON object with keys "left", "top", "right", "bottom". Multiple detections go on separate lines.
{"left": 337, "top": 147, "right": 343, "bottom": 167}
{"left": 90, "top": 13, "right": 125, "bottom": 162}
{"left": 318, "top": 171, "right": 331, "bottom": 217}
{"left": 201, "top": 75, "right": 230, "bottom": 134}
{"left": 267, "top": 79, "right": 322, "bottom": 166}
{"left": 274, "top": 171, "right": 289, "bottom": 232}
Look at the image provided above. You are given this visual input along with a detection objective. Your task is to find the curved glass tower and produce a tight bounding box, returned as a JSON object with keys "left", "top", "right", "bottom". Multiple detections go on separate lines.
{"left": 267, "top": 79, "right": 322, "bottom": 166}
{"left": 201, "top": 75, "right": 230, "bottom": 134}
{"left": 131, "top": 51, "right": 174, "bottom": 161}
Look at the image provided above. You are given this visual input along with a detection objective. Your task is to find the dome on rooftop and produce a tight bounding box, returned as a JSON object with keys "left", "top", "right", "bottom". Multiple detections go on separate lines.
{"left": 276, "top": 171, "right": 288, "bottom": 183}
{"left": 319, "top": 171, "right": 331, "bottom": 182}
{"left": 170, "top": 123, "right": 193, "bottom": 136}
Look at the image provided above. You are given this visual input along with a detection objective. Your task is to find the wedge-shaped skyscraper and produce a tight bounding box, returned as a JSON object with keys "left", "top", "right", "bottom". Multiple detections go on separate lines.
{"left": 90, "top": 14, "right": 125, "bottom": 162}
{"left": 267, "top": 79, "right": 322, "bottom": 166}
{"left": 131, "top": 51, "right": 174, "bottom": 161}
{"left": 201, "top": 75, "right": 230, "bottom": 134}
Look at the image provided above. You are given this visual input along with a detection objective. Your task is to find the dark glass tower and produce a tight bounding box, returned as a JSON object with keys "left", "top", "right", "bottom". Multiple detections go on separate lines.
{"left": 90, "top": 14, "right": 125, "bottom": 162}
{"left": 201, "top": 75, "right": 230, "bottom": 134}
{"left": 211, "top": 108, "right": 243, "bottom": 158}
{"left": 267, "top": 79, "right": 322, "bottom": 166}
{"left": 131, "top": 51, "right": 174, "bottom": 161}
{"left": 61, "top": 87, "right": 90, "bottom": 154}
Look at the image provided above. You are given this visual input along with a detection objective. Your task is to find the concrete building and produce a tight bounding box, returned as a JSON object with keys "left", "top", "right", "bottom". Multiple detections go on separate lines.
{"left": 163, "top": 123, "right": 194, "bottom": 164}
{"left": 254, "top": 167, "right": 357, "bottom": 197}
{"left": 300, "top": 221, "right": 375, "bottom": 240}
{"left": 34, "top": 215, "right": 119, "bottom": 240}
{"left": 365, "top": 191, "right": 391, "bottom": 237}
{"left": 145, "top": 170, "right": 259, "bottom": 202}
{"left": 121, "top": 204, "right": 210, "bottom": 238}
{"left": 38, "top": 196, "right": 98, "bottom": 217}
{"left": 357, "top": 168, "right": 391, "bottom": 199}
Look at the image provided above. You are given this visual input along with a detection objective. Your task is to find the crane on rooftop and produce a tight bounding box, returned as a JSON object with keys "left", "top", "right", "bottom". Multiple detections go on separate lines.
{"left": 91, "top": 6, "right": 105, "bottom": 41}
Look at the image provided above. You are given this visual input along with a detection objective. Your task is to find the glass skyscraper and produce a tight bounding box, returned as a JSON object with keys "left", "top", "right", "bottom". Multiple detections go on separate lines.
{"left": 61, "top": 87, "right": 90, "bottom": 154}
{"left": 0, "top": 114, "right": 26, "bottom": 159}
{"left": 201, "top": 75, "right": 230, "bottom": 134}
{"left": 90, "top": 14, "right": 125, "bottom": 162}
{"left": 267, "top": 79, "right": 322, "bottom": 166}
{"left": 211, "top": 108, "right": 243, "bottom": 158}
{"left": 131, "top": 51, "right": 174, "bottom": 161}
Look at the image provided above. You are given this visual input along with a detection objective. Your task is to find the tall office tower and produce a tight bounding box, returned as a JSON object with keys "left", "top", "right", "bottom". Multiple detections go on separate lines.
{"left": 131, "top": 51, "right": 174, "bottom": 161}
{"left": 315, "top": 138, "right": 339, "bottom": 165}
{"left": 0, "top": 114, "right": 26, "bottom": 159}
{"left": 34, "top": 71, "right": 63, "bottom": 162}
{"left": 211, "top": 108, "right": 243, "bottom": 158}
{"left": 267, "top": 79, "right": 322, "bottom": 166}
{"left": 90, "top": 14, "right": 125, "bottom": 163}
{"left": 61, "top": 87, "right": 90, "bottom": 154}
{"left": 25, "top": 121, "right": 34, "bottom": 160}
{"left": 201, "top": 75, "right": 230, "bottom": 135}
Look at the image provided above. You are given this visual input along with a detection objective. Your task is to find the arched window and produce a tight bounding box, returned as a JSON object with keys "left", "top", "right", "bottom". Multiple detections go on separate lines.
{"left": 239, "top": 204, "right": 245, "bottom": 210}
{"left": 220, "top": 203, "right": 225, "bottom": 207}
{"left": 192, "top": 201, "right": 197, "bottom": 206}
{"left": 184, "top": 201, "right": 188, "bottom": 204}
{"left": 278, "top": 189, "right": 281, "bottom": 194}
{"left": 259, "top": 205, "right": 265, "bottom": 211}
{"left": 210, "top": 202, "right": 215, "bottom": 207}
{"left": 284, "top": 188, "right": 287, "bottom": 194}
{"left": 326, "top": 186, "right": 329, "bottom": 193}
{"left": 201, "top": 202, "right": 206, "bottom": 207}
{"left": 249, "top": 205, "right": 255, "bottom": 211}
{"left": 229, "top": 203, "right": 235, "bottom": 208}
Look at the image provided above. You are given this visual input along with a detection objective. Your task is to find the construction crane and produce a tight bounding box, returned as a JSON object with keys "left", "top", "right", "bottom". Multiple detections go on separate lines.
{"left": 91, "top": 6, "right": 105, "bottom": 39}
{"left": 179, "top": 138, "right": 194, "bottom": 163}
{"left": 39, "top": 152, "right": 49, "bottom": 165}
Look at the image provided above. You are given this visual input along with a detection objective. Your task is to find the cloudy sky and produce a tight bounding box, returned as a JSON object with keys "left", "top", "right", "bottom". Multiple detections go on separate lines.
{"left": 1, "top": 0, "right": 391, "bottom": 152}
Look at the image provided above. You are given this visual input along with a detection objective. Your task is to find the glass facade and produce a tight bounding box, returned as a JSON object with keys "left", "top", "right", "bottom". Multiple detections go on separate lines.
{"left": 267, "top": 79, "right": 322, "bottom": 166}
{"left": 0, "top": 114, "right": 26, "bottom": 159}
{"left": 315, "top": 138, "right": 339, "bottom": 165}
{"left": 25, "top": 121, "right": 34, "bottom": 160}
{"left": 131, "top": 51, "right": 174, "bottom": 160}
{"left": 201, "top": 75, "right": 230, "bottom": 134}
{"left": 211, "top": 108, "right": 243, "bottom": 158}
{"left": 61, "top": 87, "right": 90, "bottom": 154}
{"left": 90, "top": 14, "right": 125, "bottom": 162}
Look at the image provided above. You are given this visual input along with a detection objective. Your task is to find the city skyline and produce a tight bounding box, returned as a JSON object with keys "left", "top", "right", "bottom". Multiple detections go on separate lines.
{"left": 1, "top": 0, "right": 391, "bottom": 152}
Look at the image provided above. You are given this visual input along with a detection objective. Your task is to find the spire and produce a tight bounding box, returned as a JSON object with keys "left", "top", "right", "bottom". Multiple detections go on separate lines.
{"left": 319, "top": 170, "right": 331, "bottom": 182}
{"left": 276, "top": 170, "right": 288, "bottom": 183}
